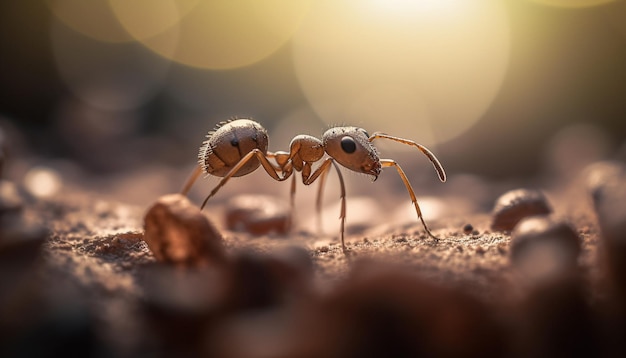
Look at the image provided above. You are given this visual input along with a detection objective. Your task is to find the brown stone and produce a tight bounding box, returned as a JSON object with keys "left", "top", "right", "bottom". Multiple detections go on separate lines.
{"left": 225, "top": 194, "right": 291, "bottom": 235}
{"left": 491, "top": 189, "right": 551, "bottom": 232}
{"left": 586, "top": 161, "right": 626, "bottom": 302}
{"left": 143, "top": 194, "right": 224, "bottom": 267}
{"left": 510, "top": 216, "right": 581, "bottom": 282}
{"left": 0, "top": 180, "right": 23, "bottom": 217}
{"left": 287, "top": 261, "right": 507, "bottom": 358}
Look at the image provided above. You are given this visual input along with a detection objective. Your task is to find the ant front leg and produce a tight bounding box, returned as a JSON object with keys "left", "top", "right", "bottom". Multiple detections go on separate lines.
{"left": 200, "top": 149, "right": 287, "bottom": 209}
{"left": 380, "top": 159, "right": 439, "bottom": 241}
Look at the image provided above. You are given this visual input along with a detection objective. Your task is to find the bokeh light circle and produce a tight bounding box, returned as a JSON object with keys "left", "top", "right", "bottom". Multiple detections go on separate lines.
{"left": 46, "top": 0, "right": 136, "bottom": 43}
{"left": 528, "top": 0, "right": 615, "bottom": 8}
{"left": 24, "top": 166, "right": 62, "bottom": 199}
{"left": 108, "top": 0, "right": 199, "bottom": 40}
{"left": 112, "top": 0, "right": 311, "bottom": 70}
{"left": 292, "top": 0, "right": 510, "bottom": 146}
{"left": 600, "top": 0, "right": 626, "bottom": 39}
{"left": 50, "top": 17, "right": 171, "bottom": 112}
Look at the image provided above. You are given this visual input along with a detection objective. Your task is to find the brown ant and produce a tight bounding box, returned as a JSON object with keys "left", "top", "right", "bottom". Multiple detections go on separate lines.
{"left": 181, "top": 118, "right": 446, "bottom": 254}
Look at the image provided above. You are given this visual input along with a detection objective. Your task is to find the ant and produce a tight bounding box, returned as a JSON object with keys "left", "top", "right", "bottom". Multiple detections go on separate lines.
{"left": 181, "top": 118, "right": 446, "bottom": 254}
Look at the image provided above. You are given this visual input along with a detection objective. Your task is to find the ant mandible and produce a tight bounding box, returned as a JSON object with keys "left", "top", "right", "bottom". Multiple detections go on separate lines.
{"left": 181, "top": 118, "right": 446, "bottom": 254}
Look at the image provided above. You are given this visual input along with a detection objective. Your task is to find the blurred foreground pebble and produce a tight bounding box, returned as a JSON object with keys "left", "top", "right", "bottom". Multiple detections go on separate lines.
{"left": 138, "top": 265, "right": 223, "bottom": 357}
{"left": 0, "top": 179, "right": 48, "bottom": 352}
{"left": 286, "top": 261, "right": 507, "bottom": 358}
{"left": 505, "top": 215, "right": 596, "bottom": 358}
{"left": 510, "top": 216, "right": 581, "bottom": 282}
{"left": 222, "top": 246, "right": 313, "bottom": 313}
{"left": 225, "top": 194, "right": 291, "bottom": 235}
{"left": 586, "top": 161, "right": 626, "bottom": 307}
{"left": 0, "top": 180, "right": 22, "bottom": 215}
{"left": 143, "top": 194, "right": 224, "bottom": 267}
{"left": 0, "top": 178, "right": 46, "bottom": 269}
{"left": 137, "top": 246, "right": 314, "bottom": 357}
{"left": 0, "top": 127, "right": 6, "bottom": 178}
{"left": 515, "top": 264, "right": 598, "bottom": 358}
{"left": 491, "top": 188, "right": 552, "bottom": 232}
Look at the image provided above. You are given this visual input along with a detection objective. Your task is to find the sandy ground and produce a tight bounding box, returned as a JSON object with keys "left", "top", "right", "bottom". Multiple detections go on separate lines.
{"left": 1, "top": 160, "right": 624, "bottom": 357}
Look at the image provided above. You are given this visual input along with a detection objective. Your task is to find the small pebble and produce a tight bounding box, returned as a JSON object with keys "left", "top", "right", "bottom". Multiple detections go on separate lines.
{"left": 586, "top": 161, "right": 626, "bottom": 243}
{"left": 463, "top": 223, "right": 474, "bottom": 234}
{"left": 143, "top": 194, "right": 224, "bottom": 267}
{"left": 225, "top": 194, "right": 290, "bottom": 235}
{"left": 0, "top": 215, "right": 47, "bottom": 264}
{"left": 509, "top": 216, "right": 581, "bottom": 282}
{"left": 0, "top": 180, "right": 23, "bottom": 217}
{"left": 0, "top": 126, "right": 6, "bottom": 178}
{"left": 585, "top": 161, "right": 626, "bottom": 300}
{"left": 491, "top": 189, "right": 552, "bottom": 232}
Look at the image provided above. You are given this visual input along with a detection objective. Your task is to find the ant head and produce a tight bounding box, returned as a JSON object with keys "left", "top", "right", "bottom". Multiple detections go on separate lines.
{"left": 322, "top": 127, "right": 381, "bottom": 179}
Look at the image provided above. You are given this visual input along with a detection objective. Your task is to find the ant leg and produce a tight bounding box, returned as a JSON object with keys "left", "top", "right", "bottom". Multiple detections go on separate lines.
{"left": 183, "top": 151, "right": 286, "bottom": 198}
{"left": 369, "top": 133, "right": 446, "bottom": 182}
{"left": 180, "top": 165, "right": 202, "bottom": 196}
{"left": 201, "top": 149, "right": 288, "bottom": 209}
{"left": 380, "top": 159, "right": 440, "bottom": 241}
{"left": 288, "top": 172, "right": 296, "bottom": 230}
{"left": 267, "top": 150, "right": 284, "bottom": 162}
{"left": 290, "top": 172, "right": 296, "bottom": 209}
{"left": 315, "top": 165, "right": 331, "bottom": 235}
{"left": 304, "top": 159, "right": 348, "bottom": 254}
{"left": 332, "top": 161, "right": 347, "bottom": 254}
{"left": 265, "top": 151, "right": 287, "bottom": 172}
{"left": 269, "top": 150, "right": 297, "bottom": 229}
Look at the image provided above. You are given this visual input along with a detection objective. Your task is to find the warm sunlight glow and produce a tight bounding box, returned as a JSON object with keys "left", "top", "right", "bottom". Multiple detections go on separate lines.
{"left": 292, "top": 0, "right": 510, "bottom": 146}
{"left": 48, "top": 0, "right": 311, "bottom": 70}
{"left": 46, "top": 0, "right": 134, "bottom": 42}
{"left": 529, "top": 0, "right": 615, "bottom": 8}
{"left": 50, "top": 17, "right": 170, "bottom": 111}
{"left": 113, "top": 0, "right": 311, "bottom": 70}
{"left": 369, "top": 0, "right": 466, "bottom": 16}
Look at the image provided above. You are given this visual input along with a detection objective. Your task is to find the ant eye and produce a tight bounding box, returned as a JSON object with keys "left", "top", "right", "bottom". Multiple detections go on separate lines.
{"left": 230, "top": 138, "right": 239, "bottom": 146}
{"left": 340, "top": 136, "right": 357, "bottom": 154}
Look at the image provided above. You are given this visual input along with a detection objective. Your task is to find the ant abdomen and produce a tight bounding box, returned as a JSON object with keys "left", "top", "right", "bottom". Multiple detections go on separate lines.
{"left": 199, "top": 119, "right": 269, "bottom": 177}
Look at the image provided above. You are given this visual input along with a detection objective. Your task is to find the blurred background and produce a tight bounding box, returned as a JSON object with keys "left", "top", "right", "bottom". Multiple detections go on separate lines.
{"left": 0, "top": 0, "right": 625, "bottom": 208}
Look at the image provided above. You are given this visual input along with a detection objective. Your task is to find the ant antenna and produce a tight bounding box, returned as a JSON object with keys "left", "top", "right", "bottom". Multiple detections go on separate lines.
{"left": 369, "top": 133, "right": 446, "bottom": 182}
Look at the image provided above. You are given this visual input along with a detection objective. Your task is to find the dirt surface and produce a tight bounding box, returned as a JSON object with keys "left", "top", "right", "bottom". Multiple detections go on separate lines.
{"left": 1, "top": 161, "right": 625, "bottom": 357}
